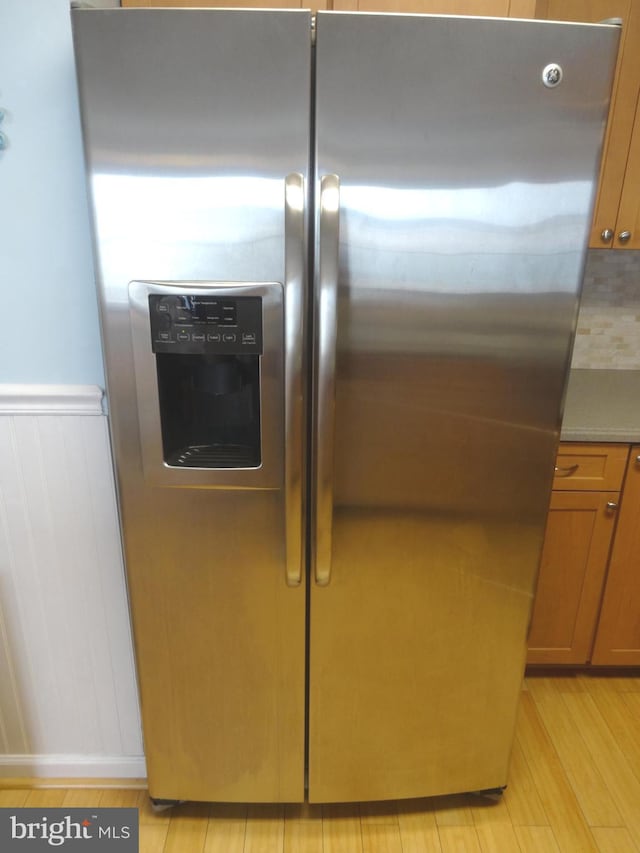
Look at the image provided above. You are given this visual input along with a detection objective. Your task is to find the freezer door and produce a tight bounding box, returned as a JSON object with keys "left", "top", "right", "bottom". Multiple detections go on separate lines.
{"left": 309, "top": 13, "right": 618, "bottom": 802}
{"left": 72, "top": 9, "right": 310, "bottom": 802}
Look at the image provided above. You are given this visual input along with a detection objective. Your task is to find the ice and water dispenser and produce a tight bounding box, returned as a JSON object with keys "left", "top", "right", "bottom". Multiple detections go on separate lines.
{"left": 129, "top": 281, "right": 283, "bottom": 489}
{"left": 150, "top": 294, "right": 263, "bottom": 469}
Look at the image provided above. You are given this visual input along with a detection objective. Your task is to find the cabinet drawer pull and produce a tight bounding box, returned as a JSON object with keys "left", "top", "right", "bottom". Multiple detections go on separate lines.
{"left": 555, "top": 464, "right": 579, "bottom": 477}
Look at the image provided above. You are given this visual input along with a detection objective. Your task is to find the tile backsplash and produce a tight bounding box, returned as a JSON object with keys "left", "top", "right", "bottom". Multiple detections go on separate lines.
{"left": 572, "top": 249, "right": 640, "bottom": 370}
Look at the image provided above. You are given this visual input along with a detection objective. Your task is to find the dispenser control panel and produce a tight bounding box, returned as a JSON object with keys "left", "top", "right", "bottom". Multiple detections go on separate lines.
{"left": 149, "top": 295, "right": 263, "bottom": 355}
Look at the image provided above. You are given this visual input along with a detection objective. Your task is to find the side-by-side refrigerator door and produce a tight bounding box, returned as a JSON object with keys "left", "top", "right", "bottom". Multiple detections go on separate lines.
{"left": 72, "top": 9, "right": 311, "bottom": 803}
{"left": 309, "top": 12, "right": 618, "bottom": 802}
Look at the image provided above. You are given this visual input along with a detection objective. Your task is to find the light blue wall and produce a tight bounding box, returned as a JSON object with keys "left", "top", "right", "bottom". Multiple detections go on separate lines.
{"left": 0, "top": 0, "right": 104, "bottom": 385}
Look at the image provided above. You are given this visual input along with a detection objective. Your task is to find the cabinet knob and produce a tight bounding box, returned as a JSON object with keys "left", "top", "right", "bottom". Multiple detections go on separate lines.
{"left": 601, "top": 228, "right": 614, "bottom": 242}
{"left": 618, "top": 230, "right": 632, "bottom": 243}
{"left": 635, "top": 455, "right": 640, "bottom": 466}
{"left": 606, "top": 501, "right": 618, "bottom": 512}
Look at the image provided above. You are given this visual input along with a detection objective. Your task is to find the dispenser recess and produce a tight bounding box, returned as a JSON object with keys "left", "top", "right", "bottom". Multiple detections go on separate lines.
{"left": 129, "top": 280, "right": 284, "bottom": 490}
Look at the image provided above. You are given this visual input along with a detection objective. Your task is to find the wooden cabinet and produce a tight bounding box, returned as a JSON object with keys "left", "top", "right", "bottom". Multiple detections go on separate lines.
{"left": 538, "top": 1, "right": 640, "bottom": 249}
{"left": 123, "top": 0, "right": 326, "bottom": 8}
{"left": 527, "top": 443, "right": 628, "bottom": 665}
{"left": 123, "top": 0, "right": 536, "bottom": 19}
{"left": 613, "top": 85, "right": 640, "bottom": 249}
{"left": 553, "top": 442, "right": 629, "bottom": 491}
{"left": 331, "top": 0, "right": 534, "bottom": 14}
{"left": 592, "top": 448, "right": 640, "bottom": 664}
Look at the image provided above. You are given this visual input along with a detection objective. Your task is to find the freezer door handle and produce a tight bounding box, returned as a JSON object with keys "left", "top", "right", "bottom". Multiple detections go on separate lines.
{"left": 314, "top": 174, "right": 340, "bottom": 586}
{"left": 284, "top": 173, "right": 306, "bottom": 587}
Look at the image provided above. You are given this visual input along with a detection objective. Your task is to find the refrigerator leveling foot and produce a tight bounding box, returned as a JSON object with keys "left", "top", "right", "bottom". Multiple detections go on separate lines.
{"left": 149, "top": 797, "right": 184, "bottom": 813}
{"left": 469, "top": 786, "right": 506, "bottom": 802}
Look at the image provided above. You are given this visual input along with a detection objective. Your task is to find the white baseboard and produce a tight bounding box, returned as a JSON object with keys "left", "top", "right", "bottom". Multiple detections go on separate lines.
{"left": 0, "top": 754, "right": 146, "bottom": 779}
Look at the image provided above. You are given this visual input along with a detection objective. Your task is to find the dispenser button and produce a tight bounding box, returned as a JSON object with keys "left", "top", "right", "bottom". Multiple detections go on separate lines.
{"left": 241, "top": 332, "right": 256, "bottom": 345}
{"left": 157, "top": 302, "right": 169, "bottom": 313}
{"left": 157, "top": 331, "right": 172, "bottom": 342}
{"left": 177, "top": 331, "right": 191, "bottom": 342}
{"left": 223, "top": 333, "right": 237, "bottom": 343}
{"left": 192, "top": 332, "right": 205, "bottom": 343}
{"left": 207, "top": 333, "right": 221, "bottom": 342}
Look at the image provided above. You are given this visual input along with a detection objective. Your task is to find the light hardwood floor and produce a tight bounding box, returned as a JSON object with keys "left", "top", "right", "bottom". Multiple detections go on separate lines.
{"left": 1, "top": 671, "right": 639, "bottom": 852}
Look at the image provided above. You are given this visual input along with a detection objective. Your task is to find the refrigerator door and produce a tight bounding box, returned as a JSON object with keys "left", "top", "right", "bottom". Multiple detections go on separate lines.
{"left": 309, "top": 13, "right": 618, "bottom": 802}
{"left": 72, "top": 9, "right": 310, "bottom": 802}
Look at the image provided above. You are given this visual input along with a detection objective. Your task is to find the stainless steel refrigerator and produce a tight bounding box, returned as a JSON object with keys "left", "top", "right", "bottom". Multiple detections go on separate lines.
{"left": 72, "top": 8, "right": 618, "bottom": 804}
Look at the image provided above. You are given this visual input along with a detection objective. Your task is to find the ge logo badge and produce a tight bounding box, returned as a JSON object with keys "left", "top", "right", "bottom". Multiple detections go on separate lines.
{"left": 542, "top": 63, "right": 563, "bottom": 88}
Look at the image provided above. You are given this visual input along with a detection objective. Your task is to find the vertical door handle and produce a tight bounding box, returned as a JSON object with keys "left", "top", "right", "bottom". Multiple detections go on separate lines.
{"left": 314, "top": 174, "right": 340, "bottom": 586}
{"left": 284, "top": 173, "right": 306, "bottom": 587}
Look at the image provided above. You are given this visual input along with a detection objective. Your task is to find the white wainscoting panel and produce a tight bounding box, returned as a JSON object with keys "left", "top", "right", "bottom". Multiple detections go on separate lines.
{"left": 0, "top": 386, "right": 145, "bottom": 778}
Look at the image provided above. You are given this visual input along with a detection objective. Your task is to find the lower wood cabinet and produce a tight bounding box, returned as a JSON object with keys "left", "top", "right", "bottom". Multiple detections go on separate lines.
{"left": 591, "top": 446, "right": 640, "bottom": 665}
{"left": 527, "top": 442, "right": 635, "bottom": 666}
{"left": 527, "top": 491, "right": 619, "bottom": 664}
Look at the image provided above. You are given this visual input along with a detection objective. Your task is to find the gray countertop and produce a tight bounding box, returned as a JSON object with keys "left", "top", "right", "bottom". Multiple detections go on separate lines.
{"left": 561, "top": 369, "right": 640, "bottom": 443}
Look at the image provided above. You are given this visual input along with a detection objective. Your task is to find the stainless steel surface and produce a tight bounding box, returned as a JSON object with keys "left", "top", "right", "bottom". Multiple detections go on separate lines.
{"left": 542, "top": 62, "right": 563, "bottom": 87}
{"left": 313, "top": 174, "right": 340, "bottom": 587}
{"left": 606, "top": 500, "right": 619, "bottom": 511}
{"left": 309, "top": 12, "right": 618, "bottom": 803}
{"left": 72, "top": 7, "right": 310, "bottom": 803}
{"left": 618, "top": 230, "right": 632, "bottom": 243}
{"left": 601, "top": 228, "right": 614, "bottom": 242}
{"left": 555, "top": 464, "right": 580, "bottom": 477}
{"left": 284, "top": 172, "right": 306, "bottom": 586}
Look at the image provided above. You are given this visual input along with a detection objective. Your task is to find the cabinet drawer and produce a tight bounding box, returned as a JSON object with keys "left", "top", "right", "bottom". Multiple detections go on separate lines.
{"left": 553, "top": 443, "right": 629, "bottom": 491}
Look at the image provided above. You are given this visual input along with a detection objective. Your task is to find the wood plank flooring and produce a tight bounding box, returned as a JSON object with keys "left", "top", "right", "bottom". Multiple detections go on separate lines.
{"left": 1, "top": 671, "right": 639, "bottom": 852}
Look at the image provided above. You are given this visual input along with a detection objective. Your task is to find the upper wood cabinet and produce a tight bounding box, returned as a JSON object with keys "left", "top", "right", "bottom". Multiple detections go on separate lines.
{"left": 331, "top": 1, "right": 534, "bottom": 14}
{"left": 123, "top": 1, "right": 537, "bottom": 20}
{"left": 123, "top": 0, "right": 325, "bottom": 8}
{"left": 538, "top": 1, "right": 640, "bottom": 249}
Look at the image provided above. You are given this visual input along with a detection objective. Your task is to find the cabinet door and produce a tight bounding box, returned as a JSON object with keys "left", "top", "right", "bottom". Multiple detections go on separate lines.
{"left": 540, "top": 1, "right": 639, "bottom": 249}
{"left": 592, "top": 448, "right": 640, "bottom": 664}
{"left": 332, "top": 0, "right": 511, "bottom": 12}
{"left": 330, "top": 1, "right": 539, "bottom": 13}
{"left": 123, "top": 0, "right": 324, "bottom": 8}
{"left": 527, "top": 491, "right": 619, "bottom": 664}
{"left": 122, "top": 1, "right": 527, "bottom": 14}
{"left": 614, "top": 91, "right": 640, "bottom": 248}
